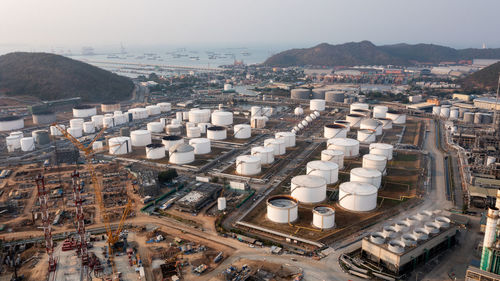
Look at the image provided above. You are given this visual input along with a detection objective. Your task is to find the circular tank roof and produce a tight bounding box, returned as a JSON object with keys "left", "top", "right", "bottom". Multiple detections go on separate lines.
{"left": 0, "top": 116, "right": 23, "bottom": 121}
{"left": 170, "top": 143, "right": 194, "bottom": 153}
{"left": 146, "top": 143, "right": 164, "bottom": 149}
{"left": 307, "top": 160, "right": 338, "bottom": 171}
{"left": 347, "top": 113, "right": 365, "bottom": 118}
{"left": 370, "top": 143, "right": 393, "bottom": 149}
{"left": 325, "top": 124, "right": 346, "bottom": 129}
{"left": 267, "top": 195, "right": 298, "bottom": 208}
{"left": 163, "top": 135, "right": 183, "bottom": 141}
{"left": 73, "top": 105, "right": 94, "bottom": 109}
{"left": 340, "top": 182, "right": 377, "bottom": 195}
{"left": 33, "top": 110, "right": 55, "bottom": 115}
{"left": 189, "top": 138, "right": 210, "bottom": 144}
{"left": 364, "top": 154, "right": 387, "bottom": 161}
{"left": 351, "top": 167, "right": 382, "bottom": 178}
{"left": 291, "top": 175, "right": 326, "bottom": 188}
{"left": 207, "top": 125, "right": 226, "bottom": 131}
{"left": 313, "top": 206, "right": 335, "bottom": 215}
{"left": 329, "top": 138, "right": 359, "bottom": 146}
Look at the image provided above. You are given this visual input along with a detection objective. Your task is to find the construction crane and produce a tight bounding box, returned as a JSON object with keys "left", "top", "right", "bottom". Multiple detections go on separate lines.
{"left": 52, "top": 123, "right": 132, "bottom": 275}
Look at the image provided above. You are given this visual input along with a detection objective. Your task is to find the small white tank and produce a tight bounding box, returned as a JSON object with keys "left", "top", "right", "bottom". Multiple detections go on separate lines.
{"left": 147, "top": 122, "right": 164, "bottom": 133}
{"left": 207, "top": 126, "right": 227, "bottom": 140}
{"left": 310, "top": 99, "right": 326, "bottom": 111}
{"left": 376, "top": 118, "right": 393, "bottom": 130}
{"left": 211, "top": 111, "right": 233, "bottom": 126}
{"left": 236, "top": 155, "right": 261, "bottom": 176}
{"left": 103, "top": 117, "right": 114, "bottom": 128}
{"left": 130, "top": 130, "right": 152, "bottom": 146}
{"left": 182, "top": 111, "right": 189, "bottom": 120}
{"left": 357, "top": 129, "right": 376, "bottom": 143}
{"left": 306, "top": 160, "right": 339, "bottom": 184}
{"left": 250, "top": 106, "right": 262, "bottom": 117}
{"left": 267, "top": 196, "right": 298, "bottom": 223}
{"left": 83, "top": 122, "right": 95, "bottom": 134}
{"left": 324, "top": 124, "right": 348, "bottom": 139}
{"left": 294, "top": 107, "right": 304, "bottom": 116}
{"left": 91, "top": 115, "right": 104, "bottom": 128}
{"left": 338, "top": 181, "right": 378, "bottom": 212}
{"left": 234, "top": 124, "right": 251, "bottom": 139}
{"left": 373, "top": 105, "right": 388, "bottom": 118}
{"left": 6, "top": 135, "right": 21, "bottom": 152}
{"left": 162, "top": 135, "right": 184, "bottom": 151}
{"left": 350, "top": 103, "right": 369, "bottom": 111}
{"left": 189, "top": 138, "right": 211, "bottom": 154}
{"left": 186, "top": 126, "right": 201, "bottom": 138}
{"left": 346, "top": 114, "right": 364, "bottom": 128}
{"left": 146, "top": 143, "right": 166, "bottom": 159}
{"left": 50, "top": 125, "right": 65, "bottom": 136}
{"left": 197, "top": 122, "right": 212, "bottom": 133}
{"left": 321, "top": 149, "right": 344, "bottom": 169}
{"left": 218, "top": 197, "right": 227, "bottom": 211}
{"left": 108, "top": 137, "right": 132, "bottom": 155}
{"left": 386, "top": 110, "right": 406, "bottom": 124}
{"left": 432, "top": 106, "right": 441, "bottom": 116}
{"left": 312, "top": 206, "right": 335, "bottom": 229}
{"left": 146, "top": 105, "right": 161, "bottom": 115}
{"left": 70, "top": 118, "right": 84, "bottom": 128}
{"left": 157, "top": 102, "right": 171, "bottom": 112}
{"left": 251, "top": 146, "right": 275, "bottom": 164}
{"left": 363, "top": 154, "right": 387, "bottom": 174}
{"left": 326, "top": 138, "right": 359, "bottom": 157}
{"left": 20, "top": 137, "right": 35, "bottom": 152}
{"left": 350, "top": 167, "right": 382, "bottom": 188}
{"left": 92, "top": 141, "right": 103, "bottom": 151}
{"left": 67, "top": 127, "right": 83, "bottom": 138}
{"left": 334, "top": 120, "right": 351, "bottom": 132}
{"left": 275, "top": 132, "right": 296, "bottom": 147}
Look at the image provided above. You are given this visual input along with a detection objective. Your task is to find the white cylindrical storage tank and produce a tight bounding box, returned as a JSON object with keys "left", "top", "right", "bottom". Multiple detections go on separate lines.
{"left": 146, "top": 105, "right": 161, "bottom": 116}
{"left": 449, "top": 108, "right": 459, "bottom": 120}
{"left": 83, "top": 121, "right": 95, "bottom": 134}
{"left": 373, "top": 106, "right": 388, "bottom": 118}
{"left": 169, "top": 144, "right": 195, "bottom": 164}
{"left": 291, "top": 175, "right": 327, "bottom": 204}
{"left": 350, "top": 167, "right": 382, "bottom": 189}
{"left": 70, "top": 118, "right": 84, "bottom": 128}
{"left": 103, "top": 117, "right": 114, "bottom": 128}
{"left": 369, "top": 143, "right": 393, "bottom": 160}
{"left": 211, "top": 111, "right": 233, "bottom": 126}
{"left": 236, "top": 155, "right": 261, "bottom": 176}
{"left": 72, "top": 105, "right": 96, "bottom": 118}
{"left": 101, "top": 102, "right": 121, "bottom": 113}
{"left": 314, "top": 111, "right": 320, "bottom": 117}
{"left": 309, "top": 113, "right": 317, "bottom": 120}
{"left": 357, "top": 129, "right": 377, "bottom": 144}
{"left": 440, "top": 107, "right": 450, "bottom": 118}
{"left": 162, "top": 135, "right": 184, "bottom": 151}
{"left": 376, "top": 117, "right": 393, "bottom": 130}
{"left": 266, "top": 196, "right": 298, "bottom": 223}
{"left": 186, "top": 126, "right": 201, "bottom": 138}
{"left": 363, "top": 154, "right": 387, "bottom": 174}
{"left": 432, "top": 106, "right": 441, "bottom": 116}
{"left": 294, "top": 107, "right": 304, "bottom": 116}
{"left": 147, "top": 122, "right": 164, "bottom": 133}
{"left": 207, "top": 126, "right": 227, "bottom": 140}
{"left": 20, "top": 137, "right": 35, "bottom": 152}
{"left": 275, "top": 132, "right": 296, "bottom": 148}
{"left": 321, "top": 149, "right": 344, "bottom": 169}
{"left": 305, "top": 116, "right": 313, "bottom": 123}
{"left": 131, "top": 108, "right": 149, "bottom": 120}
{"left": 189, "top": 109, "right": 211, "bottom": 123}
{"left": 251, "top": 146, "right": 274, "bottom": 164}
{"left": 50, "top": 125, "right": 65, "bottom": 136}
{"left": 130, "top": 130, "right": 152, "bottom": 146}
{"left": 67, "top": 127, "right": 83, "bottom": 138}
{"left": 306, "top": 160, "right": 339, "bottom": 184}
{"left": 176, "top": 112, "right": 183, "bottom": 122}
{"left": 91, "top": 115, "right": 104, "bottom": 128}
{"left": 217, "top": 197, "right": 227, "bottom": 211}
{"left": 487, "top": 156, "right": 496, "bottom": 166}
{"left": 310, "top": 99, "right": 326, "bottom": 111}
{"left": 197, "top": 122, "right": 212, "bottom": 134}
{"left": 160, "top": 118, "right": 168, "bottom": 126}
{"left": 326, "top": 138, "right": 359, "bottom": 157}
{"left": 312, "top": 206, "right": 335, "bottom": 229}
{"left": 108, "top": 137, "right": 132, "bottom": 155}
{"left": 360, "top": 119, "right": 383, "bottom": 136}
{"left": 346, "top": 114, "right": 364, "bottom": 128}
{"left": 186, "top": 122, "right": 195, "bottom": 128}
{"left": 264, "top": 138, "right": 285, "bottom": 156}
{"left": 334, "top": 120, "right": 351, "bottom": 132}
{"left": 182, "top": 111, "right": 189, "bottom": 120}
{"left": 188, "top": 138, "right": 211, "bottom": 155}
{"left": 324, "top": 124, "right": 348, "bottom": 139}
{"left": 386, "top": 110, "right": 406, "bottom": 124}
{"left": 92, "top": 140, "right": 103, "bottom": 151}
{"left": 6, "top": 135, "right": 21, "bottom": 151}
{"left": 250, "top": 106, "right": 262, "bottom": 117}
{"left": 157, "top": 102, "right": 172, "bottom": 112}
{"left": 350, "top": 103, "right": 369, "bottom": 111}
{"left": 338, "top": 182, "right": 378, "bottom": 212}
{"left": 251, "top": 116, "right": 267, "bottom": 129}
{"left": 301, "top": 120, "right": 309, "bottom": 127}
{"left": 166, "top": 124, "right": 182, "bottom": 136}
{"left": 145, "top": 143, "right": 166, "bottom": 159}
{"left": 234, "top": 124, "right": 251, "bottom": 139}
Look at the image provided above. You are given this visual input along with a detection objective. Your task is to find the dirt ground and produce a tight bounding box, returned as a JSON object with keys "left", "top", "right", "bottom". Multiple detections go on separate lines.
{"left": 208, "top": 258, "right": 301, "bottom": 281}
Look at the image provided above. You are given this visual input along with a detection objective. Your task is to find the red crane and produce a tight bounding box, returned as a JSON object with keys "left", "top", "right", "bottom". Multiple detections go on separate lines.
{"left": 35, "top": 174, "right": 57, "bottom": 272}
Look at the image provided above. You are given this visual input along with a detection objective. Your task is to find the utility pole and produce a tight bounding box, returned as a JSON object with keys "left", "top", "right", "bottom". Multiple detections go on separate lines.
{"left": 494, "top": 73, "right": 500, "bottom": 135}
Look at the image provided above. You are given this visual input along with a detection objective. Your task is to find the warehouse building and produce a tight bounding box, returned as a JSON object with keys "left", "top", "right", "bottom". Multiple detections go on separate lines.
{"left": 176, "top": 183, "right": 222, "bottom": 213}
{"left": 474, "top": 97, "right": 500, "bottom": 111}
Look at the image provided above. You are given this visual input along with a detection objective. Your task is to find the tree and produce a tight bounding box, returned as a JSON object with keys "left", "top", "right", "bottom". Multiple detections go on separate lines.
{"left": 158, "top": 169, "right": 178, "bottom": 184}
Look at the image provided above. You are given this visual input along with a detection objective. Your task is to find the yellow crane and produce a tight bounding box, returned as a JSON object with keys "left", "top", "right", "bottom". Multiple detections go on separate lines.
{"left": 52, "top": 123, "right": 132, "bottom": 275}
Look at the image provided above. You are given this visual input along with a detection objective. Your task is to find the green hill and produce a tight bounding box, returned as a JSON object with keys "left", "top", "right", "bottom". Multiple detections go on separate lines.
{"left": 0, "top": 52, "right": 134, "bottom": 102}
{"left": 460, "top": 61, "right": 500, "bottom": 90}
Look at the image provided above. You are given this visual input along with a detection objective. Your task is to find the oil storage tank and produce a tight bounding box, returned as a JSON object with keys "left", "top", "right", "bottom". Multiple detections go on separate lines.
{"left": 339, "top": 182, "right": 377, "bottom": 212}
{"left": 360, "top": 119, "right": 383, "bottom": 135}
{"left": 188, "top": 138, "right": 211, "bottom": 154}
{"left": 346, "top": 114, "right": 364, "bottom": 128}
{"left": 290, "top": 89, "right": 310, "bottom": 99}
{"left": 130, "top": 130, "right": 152, "bottom": 146}
{"left": 188, "top": 109, "right": 211, "bottom": 123}
{"left": 147, "top": 122, "right": 164, "bottom": 133}
{"left": 32, "top": 111, "right": 56, "bottom": 125}
{"left": 369, "top": 143, "right": 393, "bottom": 160}
{"left": 251, "top": 116, "right": 267, "bottom": 129}
{"left": 32, "top": 130, "right": 50, "bottom": 145}
{"left": 207, "top": 126, "right": 227, "bottom": 140}
{"left": 91, "top": 115, "right": 104, "bottom": 128}
{"left": 324, "top": 124, "right": 347, "bottom": 139}
{"left": 321, "top": 149, "right": 344, "bottom": 169}
{"left": 233, "top": 124, "right": 251, "bottom": 139}
{"left": 211, "top": 111, "right": 233, "bottom": 126}
{"left": 146, "top": 105, "right": 161, "bottom": 116}
{"left": 251, "top": 146, "right": 274, "bottom": 164}
{"left": 0, "top": 116, "right": 24, "bottom": 131}
{"left": 157, "top": 102, "right": 172, "bottom": 112}
{"left": 291, "top": 175, "right": 327, "bottom": 204}
{"left": 162, "top": 135, "right": 184, "bottom": 151}
{"left": 275, "top": 132, "right": 296, "bottom": 147}
{"left": 306, "top": 160, "right": 339, "bottom": 184}
{"left": 6, "top": 135, "right": 21, "bottom": 151}
{"left": 83, "top": 121, "right": 95, "bottom": 134}
{"left": 101, "top": 102, "right": 120, "bottom": 113}
{"left": 362, "top": 154, "right": 387, "bottom": 174}
{"left": 334, "top": 120, "right": 351, "bottom": 132}
{"left": 325, "top": 91, "right": 344, "bottom": 102}
{"left": 267, "top": 195, "right": 298, "bottom": 223}
{"left": 186, "top": 126, "right": 201, "bottom": 138}
{"left": 312, "top": 206, "right": 335, "bottom": 229}
{"left": 310, "top": 99, "right": 326, "bottom": 111}
{"left": 166, "top": 124, "right": 182, "bottom": 136}
{"left": 264, "top": 138, "right": 286, "bottom": 156}
{"left": 357, "top": 129, "right": 377, "bottom": 143}
{"left": 386, "top": 110, "right": 406, "bottom": 124}
{"left": 108, "top": 137, "right": 132, "bottom": 155}
{"left": 73, "top": 105, "right": 96, "bottom": 118}
{"left": 67, "top": 127, "right": 83, "bottom": 138}
{"left": 20, "top": 137, "right": 35, "bottom": 152}
{"left": 50, "top": 125, "right": 64, "bottom": 136}
{"left": 311, "top": 88, "right": 327, "bottom": 99}
{"left": 326, "top": 138, "right": 359, "bottom": 157}
{"left": 375, "top": 117, "right": 393, "bottom": 130}
{"left": 373, "top": 106, "right": 388, "bottom": 118}
{"left": 350, "top": 167, "right": 382, "bottom": 188}
{"left": 146, "top": 143, "right": 165, "bottom": 159}
{"left": 350, "top": 103, "right": 369, "bottom": 111}
{"left": 236, "top": 155, "right": 261, "bottom": 176}
{"left": 169, "top": 144, "right": 195, "bottom": 164}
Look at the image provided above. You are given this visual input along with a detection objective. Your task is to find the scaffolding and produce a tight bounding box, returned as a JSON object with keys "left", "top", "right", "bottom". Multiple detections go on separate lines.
{"left": 35, "top": 174, "right": 57, "bottom": 272}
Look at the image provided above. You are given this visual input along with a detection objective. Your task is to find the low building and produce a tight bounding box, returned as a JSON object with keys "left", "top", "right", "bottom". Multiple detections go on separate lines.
{"left": 474, "top": 97, "right": 500, "bottom": 111}
{"left": 466, "top": 265, "right": 500, "bottom": 281}
{"left": 453, "top": 93, "right": 472, "bottom": 102}
{"left": 175, "top": 183, "right": 222, "bottom": 212}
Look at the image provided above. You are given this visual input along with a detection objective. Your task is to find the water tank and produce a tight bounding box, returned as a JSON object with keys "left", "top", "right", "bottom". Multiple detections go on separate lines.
{"left": 357, "top": 129, "right": 377, "bottom": 143}
{"left": 310, "top": 99, "right": 326, "bottom": 111}
{"left": 67, "top": 127, "right": 83, "bottom": 138}
{"left": 275, "top": 132, "right": 296, "bottom": 147}
{"left": 325, "top": 91, "right": 344, "bottom": 102}
{"left": 166, "top": 124, "right": 182, "bottom": 136}
{"left": 103, "top": 117, "right": 114, "bottom": 128}
{"left": 251, "top": 146, "right": 274, "bottom": 164}
{"left": 339, "top": 182, "right": 378, "bottom": 212}
{"left": 189, "top": 138, "right": 211, "bottom": 154}
{"left": 91, "top": 115, "right": 104, "bottom": 128}
{"left": 182, "top": 111, "right": 189, "bottom": 120}
{"left": 312, "top": 206, "right": 335, "bottom": 229}
{"left": 188, "top": 109, "right": 211, "bottom": 123}
{"left": 32, "top": 111, "right": 56, "bottom": 125}
{"left": 169, "top": 144, "right": 195, "bottom": 164}
{"left": 218, "top": 197, "right": 227, "bottom": 211}
{"left": 376, "top": 117, "right": 393, "bottom": 130}
{"left": 234, "top": 124, "right": 251, "bottom": 139}
{"left": 363, "top": 154, "right": 387, "bottom": 174}
{"left": 101, "top": 102, "right": 121, "bottom": 113}
{"left": 146, "top": 143, "right": 166, "bottom": 159}
{"left": 250, "top": 106, "right": 262, "bottom": 117}
{"left": 264, "top": 138, "right": 286, "bottom": 156}
{"left": 267, "top": 195, "right": 298, "bottom": 223}
{"left": 130, "top": 130, "right": 152, "bottom": 146}
{"left": 311, "top": 88, "right": 327, "bottom": 99}
{"left": 350, "top": 167, "right": 382, "bottom": 188}
{"left": 290, "top": 89, "right": 310, "bottom": 99}
{"left": 360, "top": 119, "right": 383, "bottom": 136}
{"left": 73, "top": 105, "right": 96, "bottom": 118}
{"left": 236, "top": 155, "right": 261, "bottom": 175}
{"left": 108, "top": 137, "right": 132, "bottom": 155}
{"left": 324, "top": 124, "right": 348, "bottom": 139}
{"left": 147, "top": 122, "right": 164, "bottom": 133}
{"left": 373, "top": 106, "right": 388, "bottom": 118}
{"left": 32, "top": 130, "right": 50, "bottom": 145}
{"left": 350, "top": 103, "right": 369, "bottom": 111}
{"left": 326, "top": 138, "right": 359, "bottom": 157}
{"left": 157, "top": 102, "right": 172, "bottom": 112}
{"left": 333, "top": 120, "right": 351, "bottom": 132}
{"left": 212, "top": 111, "right": 233, "bottom": 126}
{"left": 207, "top": 126, "right": 227, "bottom": 140}
{"left": 369, "top": 143, "right": 393, "bottom": 160}
{"left": 20, "top": 137, "right": 35, "bottom": 152}
{"left": 432, "top": 106, "right": 441, "bottom": 116}
{"left": 306, "top": 160, "right": 339, "bottom": 184}
{"left": 294, "top": 107, "right": 304, "bottom": 116}
{"left": 70, "top": 118, "right": 84, "bottom": 128}
{"left": 186, "top": 126, "right": 201, "bottom": 138}
{"left": 321, "top": 149, "right": 344, "bottom": 169}
{"left": 346, "top": 114, "right": 364, "bottom": 128}
{"left": 251, "top": 116, "right": 267, "bottom": 128}
{"left": 291, "top": 175, "right": 327, "bottom": 204}
{"left": 386, "top": 110, "right": 406, "bottom": 124}
{"left": 463, "top": 112, "right": 474, "bottom": 123}
{"left": 162, "top": 135, "right": 184, "bottom": 151}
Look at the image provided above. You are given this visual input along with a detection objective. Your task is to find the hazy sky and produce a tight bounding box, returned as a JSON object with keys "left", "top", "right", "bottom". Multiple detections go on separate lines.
{"left": 1, "top": 0, "right": 500, "bottom": 50}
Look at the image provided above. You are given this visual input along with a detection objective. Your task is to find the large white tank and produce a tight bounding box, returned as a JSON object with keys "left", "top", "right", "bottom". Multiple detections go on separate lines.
{"left": 83, "top": 121, "right": 95, "bottom": 134}
{"left": 363, "top": 154, "right": 387, "bottom": 174}
{"left": 339, "top": 182, "right": 378, "bottom": 212}
{"left": 108, "top": 137, "right": 132, "bottom": 155}
{"left": 360, "top": 119, "right": 383, "bottom": 136}
{"left": 131, "top": 108, "right": 149, "bottom": 120}
{"left": 312, "top": 206, "right": 335, "bottom": 229}
{"left": 91, "top": 115, "right": 104, "bottom": 128}
{"left": 373, "top": 106, "right": 388, "bottom": 118}
{"left": 67, "top": 127, "right": 83, "bottom": 138}
{"left": 251, "top": 116, "right": 267, "bottom": 129}
{"left": 264, "top": 138, "right": 286, "bottom": 156}
{"left": 130, "top": 130, "right": 152, "bottom": 146}
{"left": 346, "top": 114, "right": 364, "bottom": 128}
{"left": 369, "top": 143, "right": 393, "bottom": 160}
{"left": 321, "top": 149, "right": 344, "bottom": 169}
{"left": 207, "top": 126, "right": 227, "bottom": 140}
{"left": 306, "top": 160, "right": 339, "bottom": 184}
{"left": 50, "top": 125, "right": 65, "bottom": 136}
{"left": 350, "top": 167, "right": 382, "bottom": 188}
{"left": 188, "top": 109, "right": 211, "bottom": 123}
{"left": 236, "top": 155, "right": 261, "bottom": 176}
{"left": 357, "top": 129, "right": 377, "bottom": 143}
{"left": 324, "top": 124, "right": 348, "bottom": 139}
{"left": 145, "top": 143, "right": 166, "bottom": 159}
{"left": 188, "top": 138, "right": 211, "bottom": 154}
{"left": 327, "top": 138, "right": 359, "bottom": 157}
{"left": 6, "top": 135, "right": 21, "bottom": 152}
{"left": 218, "top": 197, "right": 227, "bottom": 211}
{"left": 440, "top": 107, "right": 450, "bottom": 118}
{"left": 267, "top": 196, "right": 298, "bottom": 223}
{"left": 432, "top": 106, "right": 441, "bottom": 116}
{"left": 376, "top": 118, "right": 393, "bottom": 130}
{"left": 334, "top": 120, "right": 351, "bottom": 132}
{"left": 386, "top": 111, "right": 406, "bottom": 124}
{"left": 162, "top": 135, "right": 184, "bottom": 151}
{"left": 70, "top": 118, "right": 84, "bottom": 128}
{"left": 146, "top": 105, "right": 161, "bottom": 116}
{"left": 186, "top": 126, "right": 202, "bottom": 138}
{"left": 294, "top": 107, "right": 304, "bottom": 116}
{"left": 157, "top": 102, "right": 172, "bottom": 112}
{"left": 72, "top": 105, "right": 96, "bottom": 118}
{"left": 291, "top": 175, "right": 327, "bottom": 204}
{"left": 250, "top": 106, "right": 262, "bottom": 117}
{"left": 20, "top": 137, "right": 35, "bottom": 151}
{"left": 275, "top": 132, "right": 296, "bottom": 147}
{"left": 251, "top": 146, "right": 275, "bottom": 164}
{"left": 310, "top": 99, "right": 326, "bottom": 111}
{"left": 147, "top": 122, "right": 164, "bottom": 133}
{"left": 211, "top": 111, "right": 233, "bottom": 126}
{"left": 169, "top": 144, "right": 195, "bottom": 164}
{"left": 234, "top": 124, "right": 251, "bottom": 139}
{"left": 103, "top": 117, "right": 114, "bottom": 128}
{"left": 350, "top": 103, "right": 369, "bottom": 111}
